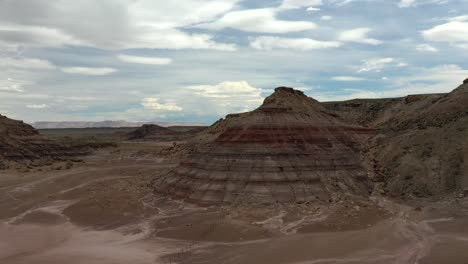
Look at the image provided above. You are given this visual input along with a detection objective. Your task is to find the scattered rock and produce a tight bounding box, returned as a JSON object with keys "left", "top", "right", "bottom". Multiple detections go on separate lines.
{"left": 65, "top": 160, "right": 74, "bottom": 169}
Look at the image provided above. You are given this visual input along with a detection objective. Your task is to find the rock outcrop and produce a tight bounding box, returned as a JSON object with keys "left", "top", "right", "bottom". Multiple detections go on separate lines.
{"left": 0, "top": 114, "right": 85, "bottom": 169}
{"left": 325, "top": 80, "right": 468, "bottom": 197}
{"left": 154, "top": 87, "right": 375, "bottom": 204}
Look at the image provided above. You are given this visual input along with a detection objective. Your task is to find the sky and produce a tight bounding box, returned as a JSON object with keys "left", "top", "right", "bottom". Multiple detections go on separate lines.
{"left": 0, "top": 0, "right": 467, "bottom": 124}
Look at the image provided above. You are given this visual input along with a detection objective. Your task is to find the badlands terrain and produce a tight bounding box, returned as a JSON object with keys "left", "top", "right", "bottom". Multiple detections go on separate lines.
{"left": 0, "top": 79, "right": 467, "bottom": 264}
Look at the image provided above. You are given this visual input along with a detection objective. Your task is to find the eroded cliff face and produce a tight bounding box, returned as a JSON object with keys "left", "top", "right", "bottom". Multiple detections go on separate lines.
{"left": 154, "top": 87, "right": 375, "bottom": 204}
{"left": 0, "top": 115, "right": 86, "bottom": 169}
{"left": 324, "top": 80, "right": 468, "bottom": 198}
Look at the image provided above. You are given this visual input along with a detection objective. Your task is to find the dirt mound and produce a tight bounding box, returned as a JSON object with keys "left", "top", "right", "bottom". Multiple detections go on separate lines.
{"left": 325, "top": 80, "right": 468, "bottom": 198}
{"left": 154, "top": 87, "right": 375, "bottom": 204}
{"left": 127, "top": 124, "right": 177, "bottom": 140}
{"left": 0, "top": 114, "right": 86, "bottom": 169}
{"left": 127, "top": 124, "right": 208, "bottom": 143}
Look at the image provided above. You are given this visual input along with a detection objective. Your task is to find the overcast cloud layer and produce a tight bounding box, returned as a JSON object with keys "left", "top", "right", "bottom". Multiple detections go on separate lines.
{"left": 1, "top": 0, "right": 467, "bottom": 124}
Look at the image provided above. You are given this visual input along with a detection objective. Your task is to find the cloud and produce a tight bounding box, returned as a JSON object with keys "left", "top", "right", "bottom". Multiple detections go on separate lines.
{"left": 332, "top": 76, "right": 366, "bottom": 81}
{"left": 120, "top": 28, "right": 237, "bottom": 51}
{"left": 394, "top": 64, "right": 468, "bottom": 92}
{"left": 188, "top": 81, "right": 261, "bottom": 98}
{"left": 0, "top": 78, "right": 30, "bottom": 93}
{"left": 280, "top": 0, "right": 323, "bottom": 9}
{"left": 90, "top": 81, "right": 265, "bottom": 122}
{"left": 357, "top": 57, "right": 396, "bottom": 72}
{"left": 319, "top": 64, "right": 468, "bottom": 102}
{"left": 398, "top": 0, "right": 449, "bottom": 8}
{"left": 448, "top": 15, "right": 468, "bottom": 22}
{"left": 2, "top": 0, "right": 467, "bottom": 124}
{"left": 422, "top": 19, "right": 468, "bottom": 48}
{"left": 330, "top": 0, "right": 372, "bottom": 7}
{"left": 196, "top": 8, "right": 317, "bottom": 33}
{"left": 339, "top": 28, "right": 382, "bottom": 45}
{"left": 61, "top": 67, "right": 118, "bottom": 76}
{"left": 415, "top": 44, "right": 438, "bottom": 52}
{"left": 141, "top": 98, "right": 183, "bottom": 111}
{"left": 0, "top": 0, "right": 239, "bottom": 51}
{"left": 398, "top": 0, "right": 416, "bottom": 7}
{"left": 321, "top": 16, "right": 333, "bottom": 21}
{"left": 306, "top": 7, "right": 321, "bottom": 12}
{"left": 187, "top": 81, "right": 264, "bottom": 114}
{"left": 250, "top": 36, "right": 342, "bottom": 50}
{"left": 117, "top": 54, "right": 172, "bottom": 65}
{"left": 0, "top": 57, "right": 56, "bottom": 70}
{"left": 26, "top": 104, "right": 48, "bottom": 109}
{"left": 0, "top": 24, "right": 88, "bottom": 48}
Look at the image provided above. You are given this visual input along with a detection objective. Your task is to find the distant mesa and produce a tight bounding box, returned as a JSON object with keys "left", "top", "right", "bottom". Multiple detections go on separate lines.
{"left": 32, "top": 120, "right": 206, "bottom": 129}
{"left": 154, "top": 87, "right": 375, "bottom": 204}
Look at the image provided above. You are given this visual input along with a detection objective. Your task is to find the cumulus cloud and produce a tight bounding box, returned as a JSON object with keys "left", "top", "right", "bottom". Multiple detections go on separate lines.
{"left": 357, "top": 57, "right": 396, "bottom": 72}
{"left": 422, "top": 19, "right": 468, "bottom": 49}
{"left": 0, "top": 57, "right": 56, "bottom": 70}
{"left": 0, "top": 78, "right": 29, "bottom": 93}
{"left": 320, "top": 64, "right": 468, "bottom": 102}
{"left": 61, "top": 67, "right": 118, "bottom": 76}
{"left": 306, "top": 7, "right": 321, "bottom": 12}
{"left": 250, "top": 36, "right": 341, "bottom": 50}
{"left": 339, "top": 28, "right": 382, "bottom": 45}
{"left": 319, "top": 64, "right": 468, "bottom": 102}
{"left": 122, "top": 28, "right": 237, "bottom": 51}
{"left": 0, "top": 0, "right": 239, "bottom": 51}
{"left": 448, "top": 15, "right": 468, "bottom": 22}
{"left": 398, "top": 0, "right": 449, "bottom": 8}
{"left": 117, "top": 54, "right": 172, "bottom": 65}
{"left": 332, "top": 76, "right": 366, "bottom": 81}
{"left": 398, "top": 64, "right": 468, "bottom": 92}
{"left": 415, "top": 44, "right": 438, "bottom": 52}
{"left": 187, "top": 81, "right": 264, "bottom": 114}
{"left": 2, "top": 0, "right": 467, "bottom": 124}
{"left": 188, "top": 81, "right": 261, "bottom": 98}
{"left": 142, "top": 98, "right": 183, "bottom": 111}
{"left": 26, "top": 104, "right": 48, "bottom": 109}
{"left": 280, "top": 0, "right": 323, "bottom": 9}
{"left": 196, "top": 8, "right": 317, "bottom": 33}
{"left": 398, "top": 0, "right": 417, "bottom": 7}
{"left": 0, "top": 24, "right": 88, "bottom": 48}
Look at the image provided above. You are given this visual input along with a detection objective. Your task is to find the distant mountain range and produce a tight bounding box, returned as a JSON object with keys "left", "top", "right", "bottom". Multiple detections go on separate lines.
{"left": 31, "top": 120, "right": 206, "bottom": 129}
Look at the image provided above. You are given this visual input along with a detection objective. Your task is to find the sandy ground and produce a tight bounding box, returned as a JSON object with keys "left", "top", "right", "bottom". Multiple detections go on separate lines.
{"left": 1, "top": 143, "right": 468, "bottom": 264}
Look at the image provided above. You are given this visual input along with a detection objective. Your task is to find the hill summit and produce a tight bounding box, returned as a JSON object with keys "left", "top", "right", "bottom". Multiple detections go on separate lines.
{"left": 154, "top": 87, "right": 375, "bottom": 204}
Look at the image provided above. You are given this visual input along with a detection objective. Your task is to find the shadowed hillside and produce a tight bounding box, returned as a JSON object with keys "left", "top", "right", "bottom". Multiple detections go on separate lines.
{"left": 324, "top": 79, "right": 468, "bottom": 197}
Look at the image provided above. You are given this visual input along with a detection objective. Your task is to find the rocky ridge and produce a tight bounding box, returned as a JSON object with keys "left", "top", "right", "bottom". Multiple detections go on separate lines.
{"left": 325, "top": 80, "right": 468, "bottom": 197}
{"left": 0, "top": 115, "right": 87, "bottom": 169}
